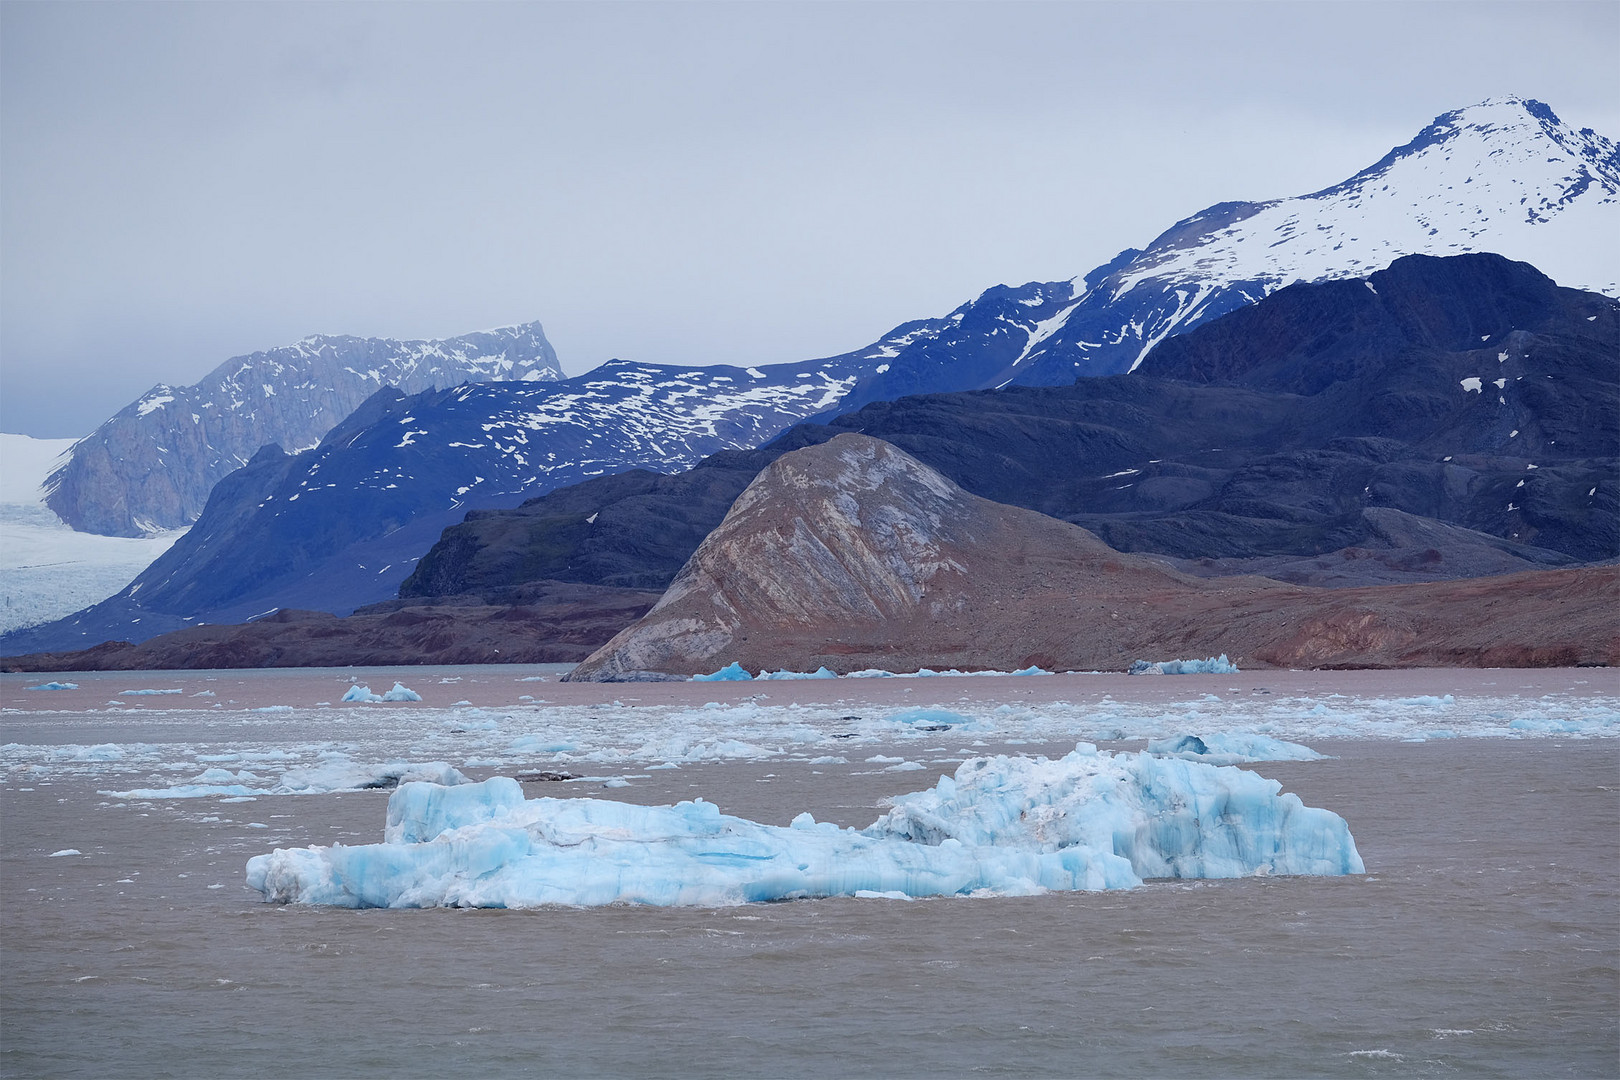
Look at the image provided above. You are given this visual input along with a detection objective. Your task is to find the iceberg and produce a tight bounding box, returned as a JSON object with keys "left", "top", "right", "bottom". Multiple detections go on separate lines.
{"left": 245, "top": 746, "right": 1363, "bottom": 908}
{"left": 1146, "top": 733, "right": 1326, "bottom": 764}
{"left": 758, "top": 667, "right": 839, "bottom": 680}
{"left": 691, "top": 662, "right": 752, "bottom": 682}
{"left": 342, "top": 682, "right": 423, "bottom": 703}
{"left": 1129, "top": 654, "right": 1240, "bottom": 675}
{"left": 25, "top": 682, "right": 78, "bottom": 691}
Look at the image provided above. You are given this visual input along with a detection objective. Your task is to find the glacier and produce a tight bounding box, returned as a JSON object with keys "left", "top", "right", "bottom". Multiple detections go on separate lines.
{"left": 244, "top": 745, "right": 1364, "bottom": 908}
{"left": 1130, "top": 655, "right": 1240, "bottom": 675}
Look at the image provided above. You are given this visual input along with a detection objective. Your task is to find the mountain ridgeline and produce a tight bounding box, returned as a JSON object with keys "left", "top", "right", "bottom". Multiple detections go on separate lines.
{"left": 43, "top": 96, "right": 1619, "bottom": 551}
{"left": 404, "top": 253, "right": 1617, "bottom": 608}
{"left": 46, "top": 323, "right": 565, "bottom": 536}
{"left": 4, "top": 252, "right": 1614, "bottom": 668}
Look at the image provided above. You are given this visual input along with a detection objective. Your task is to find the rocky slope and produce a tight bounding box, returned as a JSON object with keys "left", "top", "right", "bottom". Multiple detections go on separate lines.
{"left": 566, "top": 435, "right": 1618, "bottom": 679}
{"left": 45, "top": 322, "right": 564, "bottom": 536}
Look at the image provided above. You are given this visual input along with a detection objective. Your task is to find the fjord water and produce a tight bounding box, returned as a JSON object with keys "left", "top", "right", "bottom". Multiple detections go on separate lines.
{"left": 3, "top": 672, "right": 1616, "bottom": 1077}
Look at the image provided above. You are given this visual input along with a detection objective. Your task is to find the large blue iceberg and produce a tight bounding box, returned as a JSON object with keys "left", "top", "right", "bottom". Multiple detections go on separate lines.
{"left": 246, "top": 746, "right": 1363, "bottom": 908}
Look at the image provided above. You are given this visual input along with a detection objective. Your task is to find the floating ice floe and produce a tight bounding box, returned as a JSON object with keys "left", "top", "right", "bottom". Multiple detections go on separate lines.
{"left": 342, "top": 682, "right": 423, "bottom": 703}
{"left": 100, "top": 759, "right": 470, "bottom": 800}
{"left": 758, "top": 667, "right": 839, "bottom": 680}
{"left": 25, "top": 682, "right": 78, "bottom": 691}
{"left": 245, "top": 745, "right": 1363, "bottom": 908}
{"left": 1129, "top": 655, "right": 1240, "bottom": 675}
{"left": 1146, "top": 733, "right": 1325, "bottom": 764}
{"left": 119, "top": 688, "right": 183, "bottom": 696}
{"left": 691, "top": 663, "right": 753, "bottom": 682}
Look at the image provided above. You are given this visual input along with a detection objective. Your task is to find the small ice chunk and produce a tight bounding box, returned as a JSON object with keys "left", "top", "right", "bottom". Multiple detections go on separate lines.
{"left": 381, "top": 682, "right": 422, "bottom": 702}
{"left": 1459, "top": 377, "right": 1482, "bottom": 393}
{"left": 48, "top": 849, "right": 82, "bottom": 857}
{"left": 26, "top": 682, "right": 78, "bottom": 691}
{"left": 1147, "top": 733, "right": 1324, "bottom": 764}
{"left": 692, "top": 662, "right": 752, "bottom": 682}
{"left": 888, "top": 707, "right": 972, "bottom": 727}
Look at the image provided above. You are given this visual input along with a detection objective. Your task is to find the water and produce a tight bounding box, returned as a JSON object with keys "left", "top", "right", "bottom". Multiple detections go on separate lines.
{"left": 3, "top": 669, "right": 1617, "bottom": 1076}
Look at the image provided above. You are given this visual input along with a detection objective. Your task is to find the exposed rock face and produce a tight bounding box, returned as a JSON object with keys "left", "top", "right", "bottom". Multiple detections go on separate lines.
{"left": 46, "top": 323, "right": 563, "bottom": 536}
{"left": 0, "top": 581, "right": 659, "bottom": 672}
{"left": 567, "top": 435, "right": 1618, "bottom": 679}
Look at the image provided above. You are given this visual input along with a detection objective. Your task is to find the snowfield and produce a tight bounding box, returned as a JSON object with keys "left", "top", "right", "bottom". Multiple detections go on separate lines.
{"left": 0, "top": 434, "right": 186, "bottom": 635}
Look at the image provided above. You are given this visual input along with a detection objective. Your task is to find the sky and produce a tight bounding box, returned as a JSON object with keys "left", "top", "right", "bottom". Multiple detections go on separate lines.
{"left": 2, "top": 1, "right": 1616, "bottom": 438}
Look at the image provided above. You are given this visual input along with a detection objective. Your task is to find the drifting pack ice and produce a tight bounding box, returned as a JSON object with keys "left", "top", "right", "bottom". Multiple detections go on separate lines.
{"left": 246, "top": 745, "right": 1363, "bottom": 908}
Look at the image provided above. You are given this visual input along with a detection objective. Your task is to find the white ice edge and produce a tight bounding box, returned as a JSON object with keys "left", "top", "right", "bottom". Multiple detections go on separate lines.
{"left": 245, "top": 745, "right": 1366, "bottom": 908}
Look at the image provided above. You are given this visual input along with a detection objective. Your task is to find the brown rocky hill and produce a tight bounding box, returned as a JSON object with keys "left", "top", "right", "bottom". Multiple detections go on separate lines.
{"left": 567, "top": 434, "right": 1618, "bottom": 679}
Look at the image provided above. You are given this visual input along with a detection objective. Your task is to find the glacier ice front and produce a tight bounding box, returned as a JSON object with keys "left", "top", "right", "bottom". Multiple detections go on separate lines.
{"left": 246, "top": 746, "right": 1363, "bottom": 908}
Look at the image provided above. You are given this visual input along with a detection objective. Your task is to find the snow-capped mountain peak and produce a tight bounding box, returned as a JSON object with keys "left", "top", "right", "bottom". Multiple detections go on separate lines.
{"left": 828, "top": 96, "right": 1617, "bottom": 397}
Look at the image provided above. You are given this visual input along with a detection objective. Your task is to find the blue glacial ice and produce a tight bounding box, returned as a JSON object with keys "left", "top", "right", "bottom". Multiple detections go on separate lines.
{"left": 692, "top": 662, "right": 753, "bottom": 682}
{"left": 342, "top": 682, "right": 423, "bottom": 703}
{"left": 25, "top": 682, "right": 78, "bottom": 690}
{"left": 245, "top": 745, "right": 1363, "bottom": 908}
{"left": 1130, "top": 655, "right": 1240, "bottom": 675}
{"left": 1146, "top": 733, "right": 1326, "bottom": 764}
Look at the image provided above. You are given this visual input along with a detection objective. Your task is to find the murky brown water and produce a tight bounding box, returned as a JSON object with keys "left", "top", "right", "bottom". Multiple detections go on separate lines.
{"left": 3, "top": 736, "right": 1616, "bottom": 1078}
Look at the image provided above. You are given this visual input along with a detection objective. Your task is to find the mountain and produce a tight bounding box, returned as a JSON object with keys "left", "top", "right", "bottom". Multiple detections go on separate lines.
{"left": 408, "top": 253, "right": 1616, "bottom": 600}
{"left": 826, "top": 97, "right": 1617, "bottom": 413}
{"left": 10, "top": 97, "right": 1616, "bottom": 651}
{"left": 0, "top": 342, "right": 921, "bottom": 655}
{"left": 44, "top": 322, "right": 565, "bottom": 536}
{"left": 7, "top": 252, "right": 1612, "bottom": 666}
{"left": 565, "top": 434, "right": 1619, "bottom": 679}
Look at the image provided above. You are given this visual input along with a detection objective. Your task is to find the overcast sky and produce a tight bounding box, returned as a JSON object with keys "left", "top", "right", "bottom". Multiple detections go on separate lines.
{"left": 3, "top": 1, "right": 1616, "bottom": 437}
